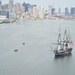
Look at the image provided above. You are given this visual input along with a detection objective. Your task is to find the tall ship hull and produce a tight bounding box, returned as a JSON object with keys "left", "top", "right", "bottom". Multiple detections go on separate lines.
{"left": 54, "top": 48, "right": 72, "bottom": 56}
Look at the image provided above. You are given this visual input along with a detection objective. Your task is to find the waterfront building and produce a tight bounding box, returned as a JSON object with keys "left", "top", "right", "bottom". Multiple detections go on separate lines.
{"left": 29, "top": 5, "right": 37, "bottom": 17}
{"left": 59, "top": 8, "right": 61, "bottom": 14}
{"left": 0, "top": 15, "right": 7, "bottom": 20}
{"left": 65, "top": 8, "right": 69, "bottom": 15}
{"left": 15, "top": 3, "right": 21, "bottom": 14}
{"left": 0, "top": 0, "right": 2, "bottom": 10}
{"left": 25, "top": 3, "right": 30, "bottom": 12}
{"left": 2, "top": 4, "right": 9, "bottom": 10}
{"left": 13, "top": 5, "right": 15, "bottom": 13}
{"left": 9, "top": 0, "right": 13, "bottom": 12}
{"left": 3, "top": 10, "right": 16, "bottom": 19}
{"left": 51, "top": 8, "right": 55, "bottom": 15}
{"left": 38, "top": 6, "right": 45, "bottom": 19}
{"left": 29, "top": 5, "right": 33, "bottom": 15}
{"left": 21, "top": 6, "right": 25, "bottom": 13}
{"left": 9, "top": 12, "right": 16, "bottom": 18}
{"left": 2, "top": 10, "right": 16, "bottom": 19}
{"left": 22, "top": 2, "right": 25, "bottom": 12}
{"left": 7, "top": 11, "right": 9, "bottom": 18}
{"left": 48, "top": 5, "right": 52, "bottom": 15}
{"left": 0, "top": 0, "right": 1, "bottom": 5}
{"left": 71, "top": 7, "right": 75, "bottom": 15}
{"left": 13, "top": 3, "right": 21, "bottom": 14}
{"left": 22, "top": 2, "right": 30, "bottom": 13}
{"left": 0, "top": 9, "right": 9, "bottom": 18}
{"left": 32, "top": 5, "right": 37, "bottom": 17}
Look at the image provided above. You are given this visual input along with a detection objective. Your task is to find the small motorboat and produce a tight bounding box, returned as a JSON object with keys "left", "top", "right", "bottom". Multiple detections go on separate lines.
{"left": 14, "top": 49, "right": 18, "bottom": 52}
{"left": 22, "top": 43, "right": 25, "bottom": 45}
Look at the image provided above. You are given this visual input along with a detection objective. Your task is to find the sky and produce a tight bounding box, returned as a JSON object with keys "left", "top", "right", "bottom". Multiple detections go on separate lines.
{"left": 2, "top": 0, "right": 75, "bottom": 12}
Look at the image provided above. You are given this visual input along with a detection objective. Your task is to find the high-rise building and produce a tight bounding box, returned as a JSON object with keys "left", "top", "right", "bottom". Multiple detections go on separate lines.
{"left": 22, "top": 2, "right": 30, "bottom": 12}
{"left": 49, "top": 5, "right": 52, "bottom": 15}
{"left": 29, "top": 5, "right": 37, "bottom": 17}
{"left": 25, "top": 3, "right": 30, "bottom": 12}
{"left": 22, "top": 2, "right": 25, "bottom": 12}
{"left": 13, "top": 5, "right": 16, "bottom": 13}
{"left": 14, "top": 3, "right": 21, "bottom": 14}
{"left": 21, "top": 6, "right": 25, "bottom": 13}
{"left": 9, "top": 0, "right": 13, "bottom": 12}
{"left": 0, "top": 0, "right": 2, "bottom": 5}
{"left": 71, "top": 7, "right": 75, "bottom": 15}
{"left": 0, "top": 0, "right": 2, "bottom": 10}
{"left": 0, "top": 9, "right": 9, "bottom": 17}
{"left": 16, "top": 3, "right": 21, "bottom": 13}
{"left": 38, "top": 6, "right": 45, "bottom": 19}
{"left": 2, "top": 4, "right": 9, "bottom": 10}
{"left": 59, "top": 8, "right": 61, "bottom": 14}
{"left": 32, "top": 5, "right": 37, "bottom": 17}
{"left": 51, "top": 8, "right": 55, "bottom": 15}
{"left": 48, "top": 6, "right": 55, "bottom": 15}
{"left": 65, "top": 8, "right": 69, "bottom": 15}
{"left": 29, "top": 5, "right": 33, "bottom": 15}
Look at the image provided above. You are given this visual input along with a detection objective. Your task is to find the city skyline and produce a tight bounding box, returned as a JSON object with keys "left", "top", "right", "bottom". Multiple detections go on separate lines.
{"left": 1, "top": 0, "right": 75, "bottom": 12}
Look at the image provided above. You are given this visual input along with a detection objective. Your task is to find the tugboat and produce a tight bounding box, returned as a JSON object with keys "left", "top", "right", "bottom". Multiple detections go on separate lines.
{"left": 52, "top": 29, "right": 73, "bottom": 57}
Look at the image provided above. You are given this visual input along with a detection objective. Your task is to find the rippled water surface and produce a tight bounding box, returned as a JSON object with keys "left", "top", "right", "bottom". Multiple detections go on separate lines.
{"left": 0, "top": 19, "right": 75, "bottom": 75}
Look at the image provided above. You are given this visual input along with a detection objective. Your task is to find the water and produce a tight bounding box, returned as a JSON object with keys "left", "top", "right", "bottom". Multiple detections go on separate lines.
{"left": 0, "top": 19, "right": 75, "bottom": 75}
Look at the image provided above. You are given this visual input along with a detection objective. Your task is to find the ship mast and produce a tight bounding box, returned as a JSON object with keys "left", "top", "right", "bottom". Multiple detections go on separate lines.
{"left": 56, "top": 32, "right": 63, "bottom": 51}
{"left": 63, "top": 29, "right": 72, "bottom": 50}
{"left": 63, "top": 30, "right": 67, "bottom": 42}
{"left": 67, "top": 30, "right": 72, "bottom": 48}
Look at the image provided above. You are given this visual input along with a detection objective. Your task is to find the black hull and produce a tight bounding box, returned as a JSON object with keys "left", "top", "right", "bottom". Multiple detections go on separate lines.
{"left": 54, "top": 48, "right": 72, "bottom": 57}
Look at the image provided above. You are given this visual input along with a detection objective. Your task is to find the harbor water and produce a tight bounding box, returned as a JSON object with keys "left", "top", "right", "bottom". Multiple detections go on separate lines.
{"left": 0, "top": 19, "right": 75, "bottom": 75}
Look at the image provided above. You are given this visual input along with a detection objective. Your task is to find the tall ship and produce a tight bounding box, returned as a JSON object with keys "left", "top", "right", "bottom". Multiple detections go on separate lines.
{"left": 52, "top": 29, "right": 73, "bottom": 57}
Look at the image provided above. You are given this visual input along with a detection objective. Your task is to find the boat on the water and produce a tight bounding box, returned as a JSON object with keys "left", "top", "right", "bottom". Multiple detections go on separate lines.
{"left": 14, "top": 49, "right": 18, "bottom": 52}
{"left": 51, "top": 29, "right": 73, "bottom": 57}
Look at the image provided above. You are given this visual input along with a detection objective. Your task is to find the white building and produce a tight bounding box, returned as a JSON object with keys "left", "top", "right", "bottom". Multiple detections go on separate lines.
{"left": 49, "top": 5, "right": 52, "bottom": 15}
{"left": 38, "top": 6, "right": 45, "bottom": 19}
{"left": 32, "top": 5, "right": 37, "bottom": 17}
{"left": 9, "top": 12, "right": 16, "bottom": 18}
{"left": 21, "top": 6, "right": 25, "bottom": 13}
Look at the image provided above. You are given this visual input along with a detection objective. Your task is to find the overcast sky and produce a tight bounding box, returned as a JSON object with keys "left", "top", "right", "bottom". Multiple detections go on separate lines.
{"left": 2, "top": 0, "right": 75, "bottom": 12}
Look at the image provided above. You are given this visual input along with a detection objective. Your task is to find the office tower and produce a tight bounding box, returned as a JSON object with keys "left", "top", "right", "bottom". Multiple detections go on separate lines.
{"left": 51, "top": 8, "right": 55, "bottom": 15}
{"left": 49, "top": 5, "right": 52, "bottom": 15}
{"left": 21, "top": 6, "right": 25, "bottom": 13}
{"left": 22, "top": 2, "right": 30, "bottom": 12}
{"left": 9, "top": 0, "right": 13, "bottom": 12}
{"left": 22, "top": 2, "right": 25, "bottom": 12}
{"left": 29, "top": 5, "right": 37, "bottom": 17}
{"left": 13, "top": 5, "right": 16, "bottom": 13}
{"left": 32, "top": 5, "right": 37, "bottom": 17}
{"left": 29, "top": 5, "right": 33, "bottom": 14}
{"left": 0, "top": 0, "right": 2, "bottom": 10}
{"left": 0, "top": 0, "right": 2, "bottom": 5}
{"left": 71, "top": 7, "right": 75, "bottom": 15}
{"left": 2, "top": 4, "right": 9, "bottom": 10}
{"left": 65, "top": 8, "right": 69, "bottom": 15}
{"left": 13, "top": 3, "right": 21, "bottom": 14}
{"left": 7, "top": 11, "right": 9, "bottom": 18}
{"left": 59, "top": 8, "right": 61, "bottom": 14}
{"left": 38, "top": 6, "right": 45, "bottom": 19}
{"left": 25, "top": 3, "right": 30, "bottom": 12}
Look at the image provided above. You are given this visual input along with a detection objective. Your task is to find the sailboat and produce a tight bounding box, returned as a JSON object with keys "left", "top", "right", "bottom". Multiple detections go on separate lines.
{"left": 52, "top": 29, "right": 73, "bottom": 56}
